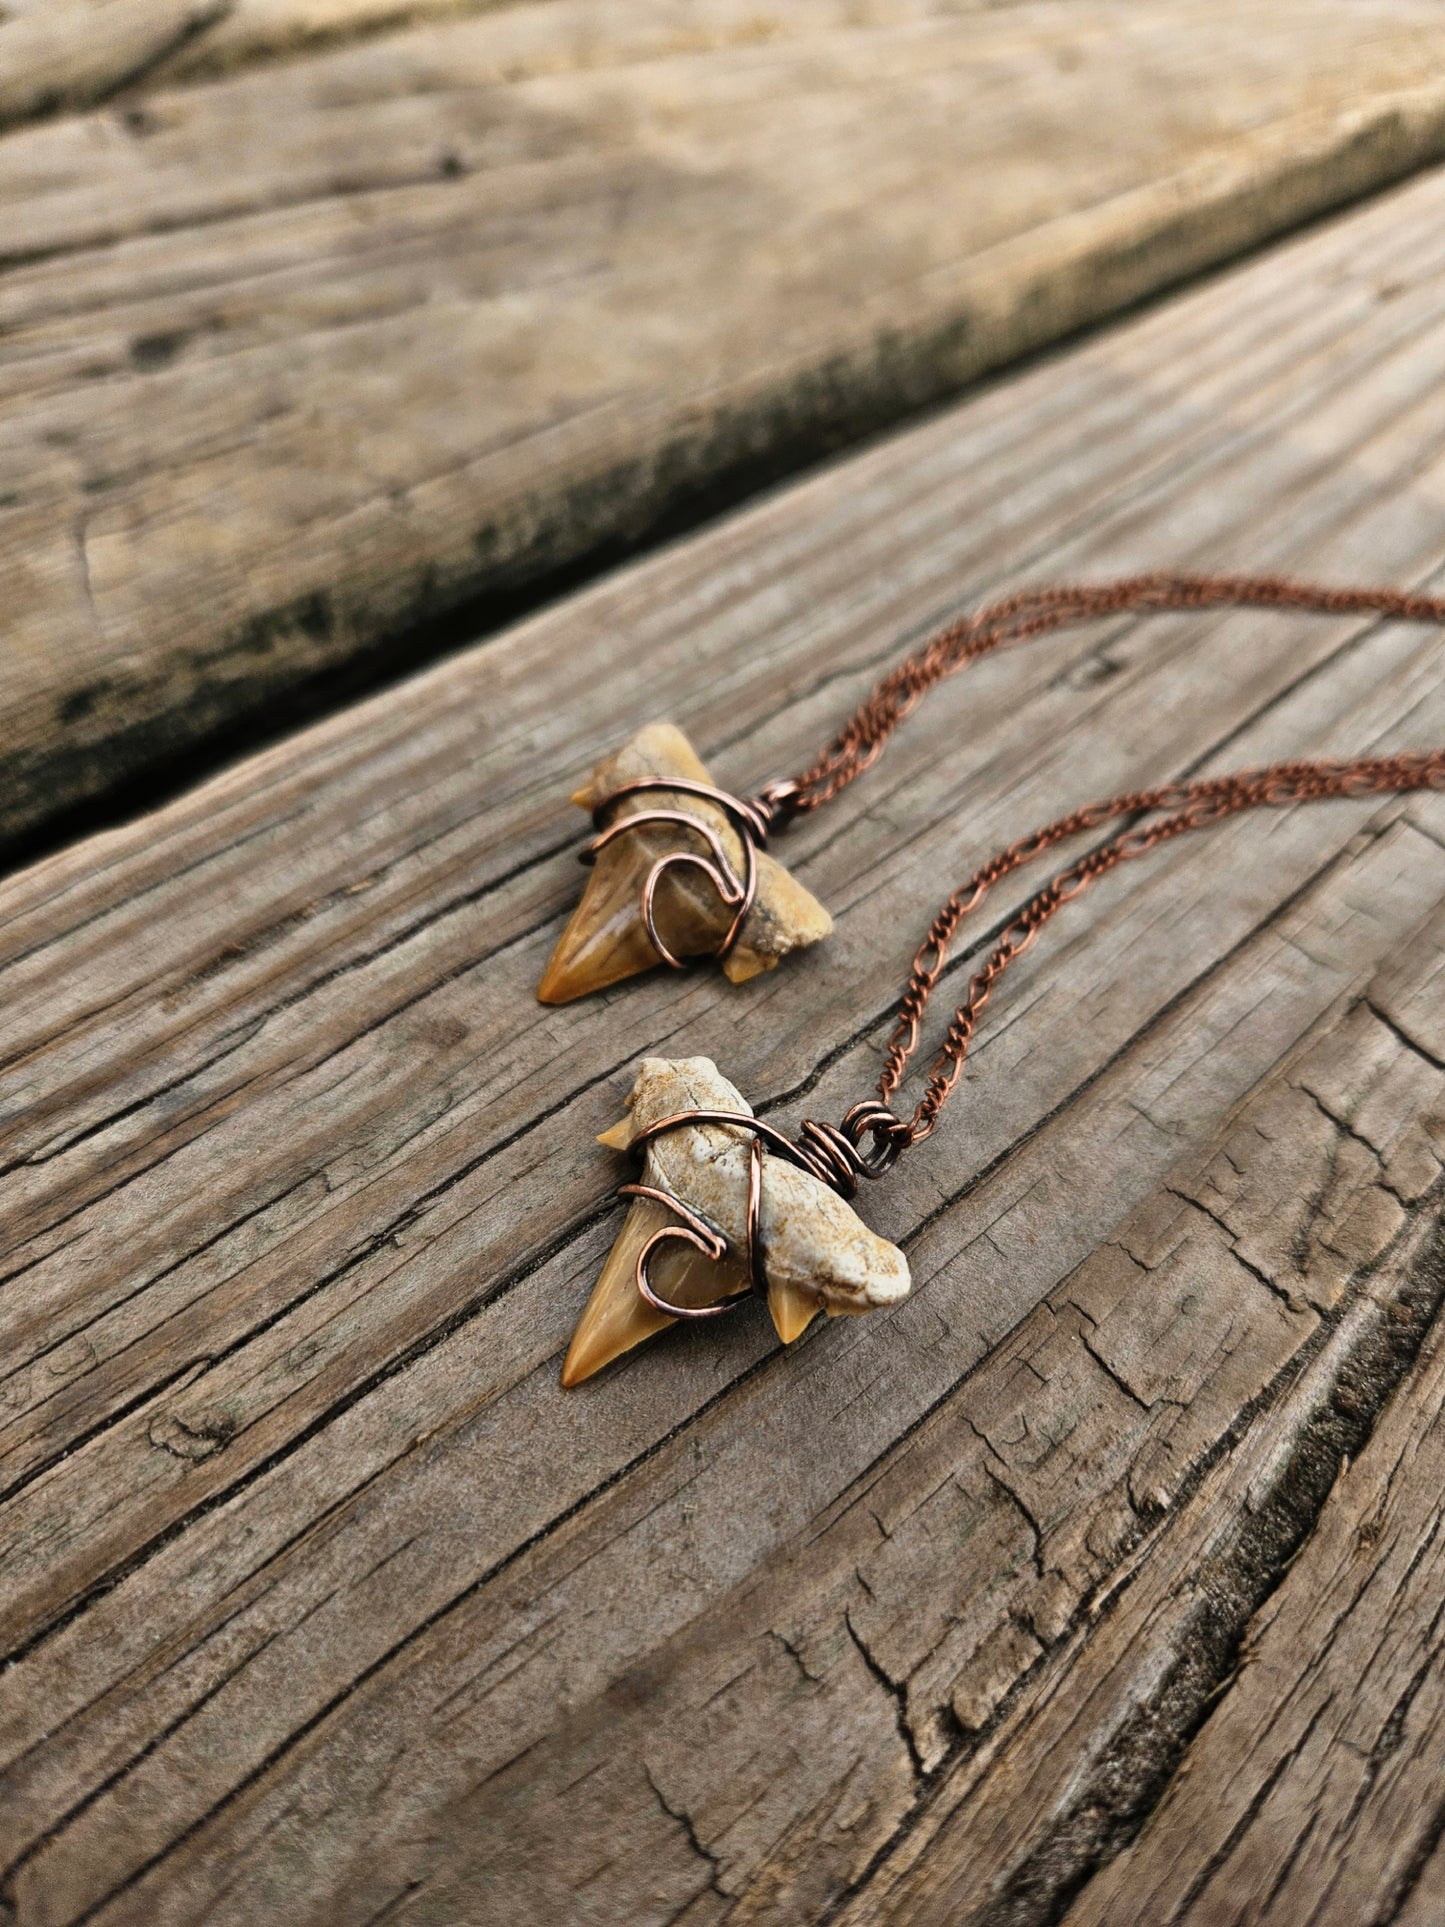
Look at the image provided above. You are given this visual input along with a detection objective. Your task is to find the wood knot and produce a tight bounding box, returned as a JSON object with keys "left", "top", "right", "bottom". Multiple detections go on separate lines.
{"left": 148, "top": 1411, "right": 234, "bottom": 1461}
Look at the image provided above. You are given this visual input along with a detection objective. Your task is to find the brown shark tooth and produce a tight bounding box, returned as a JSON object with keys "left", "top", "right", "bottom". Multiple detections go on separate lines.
{"left": 767, "top": 1277, "right": 822, "bottom": 1345}
{"left": 537, "top": 722, "right": 832, "bottom": 1004}
{"left": 583, "top": 1077, "right": 817, "bottom": 1360}
{"left": 559, "top": 1193, "right": 750, "bottom": 1388}
{"left": 561, "top": 1057, "right": 910, "bottom": 1385}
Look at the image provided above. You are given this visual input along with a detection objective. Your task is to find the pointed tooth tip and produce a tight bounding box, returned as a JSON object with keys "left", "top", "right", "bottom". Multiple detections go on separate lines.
{"left": 769, "top": 1279, "right": 820, "bottom": 1344}
{"left": 535, "top": 936, "right": 644, "bottom": 1005}
{"left": 559, "top": 1347, "right": 596, "bottom": 1388}
{"left": 558, "top": 1285, "right": 661, "bottom": 1389}
{"left": 569, "top": 783, "right": 595, "bottom": 809}
{"left": 559, "top": 1195, "right": 679, "bottom": 1389}
{"left": 535, "top": 972, "right": 576, "bottom": 1006}
{"left": 535, "top": 930, "right": 587, "bottom": 1004}
{"left": 596, "top": 1117, "right": 634, "bottom": 1150}
{"left": 536, "top": 843, "right": 667, "bottom": 1003}
{"left": 560, "top": 1336, "right": 616, "bottom": 1387}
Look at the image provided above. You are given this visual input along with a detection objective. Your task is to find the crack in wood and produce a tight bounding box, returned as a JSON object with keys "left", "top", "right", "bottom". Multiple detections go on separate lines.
{"left": 968, "top": 1216, "right": 1445, "bottom": 1927}
{"left": 644, "top": 1763, "right": 729, "bottom": 1906}
{"left": 844, "top": 1610, "right": 927, "bottom": 1784}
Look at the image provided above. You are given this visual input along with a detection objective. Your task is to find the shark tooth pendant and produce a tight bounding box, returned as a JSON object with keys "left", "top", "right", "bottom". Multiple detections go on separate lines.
{"left": 538, "top": 579, "right": 1445, "bottom": 1009}
{"left": 537, "top": 724, "right": 831, "bottom": 1004}
{"left": 561, "top": 1058, "right": 912, "bottom": 1386}
{"left": 546, "top": 579, "right": 1445, "bottom": 1388}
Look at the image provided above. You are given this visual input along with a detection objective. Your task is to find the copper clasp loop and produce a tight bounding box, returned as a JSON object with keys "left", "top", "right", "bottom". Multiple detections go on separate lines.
{"left": 794, "top": 1102, "right": 911, "bottom": 1196}
{"left": 748, "top": 778, "right": 805, "bottom": 831}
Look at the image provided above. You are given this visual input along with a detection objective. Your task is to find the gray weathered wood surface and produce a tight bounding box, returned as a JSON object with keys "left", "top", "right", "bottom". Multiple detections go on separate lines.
{"left": 4, "top": 158, "right": 1445, "bottom": 1923}
{"left": 7, "top": 0, "right": 1445, "bottom": 847}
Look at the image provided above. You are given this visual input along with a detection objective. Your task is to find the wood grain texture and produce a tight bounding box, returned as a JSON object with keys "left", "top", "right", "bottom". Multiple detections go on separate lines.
{"left": 8, "top": 0, "right": 1445, "bottom": 845}
{"left": 0, "top": 0, "right": 226, "bottom": 131}
{"left": 5, "top": 163, "right": 1445, "bottom": 1923}
{"left": 1063, "top": 1142, "right": 1445, "bottom": 1926}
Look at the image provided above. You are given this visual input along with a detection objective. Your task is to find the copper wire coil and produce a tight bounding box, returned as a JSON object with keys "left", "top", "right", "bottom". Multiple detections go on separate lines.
{"left": 584, "top": 777, "right": 797, "bottom": 969}
{"left": 619, "top": 1102, "right": 908, "bottom": 1319}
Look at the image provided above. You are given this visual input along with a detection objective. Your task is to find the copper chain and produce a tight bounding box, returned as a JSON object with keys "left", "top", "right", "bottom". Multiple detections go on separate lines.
{"left": 597, "top": 573, "right": 1445, "bottom": 1300}
{"left": 781, "top": 572, "right": 1445, "bottom": 813}
{"left": 877, "top": 749, "right": 1445, "bottom": 1142}
{"left": 765, "top": 570, "right": 1445, "bottom": 1149}
{"left": 619, "top": 736, "right": 1445, "bottom": 1312}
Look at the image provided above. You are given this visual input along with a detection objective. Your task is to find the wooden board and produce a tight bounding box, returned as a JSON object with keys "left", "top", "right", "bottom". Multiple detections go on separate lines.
{"left": 8, "top": 1, "right": 1445, "bottom": 847}
{"left": 1065, "top": 1211, "right": 1445, "bottom": 1927}
{"left": 5, "top": 159, "right": 1445, "bottom": 1924}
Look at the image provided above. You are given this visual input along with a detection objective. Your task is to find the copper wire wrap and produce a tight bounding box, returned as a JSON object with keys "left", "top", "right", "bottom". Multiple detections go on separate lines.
{"left": 619, "top": 1102, "right": 908, "bottom": 1318}
{"left": 585, "top": 777, "right": 799, "bottom": 969}
{"left": 604, "top": 572, "right": 1445, "bottom": 1318}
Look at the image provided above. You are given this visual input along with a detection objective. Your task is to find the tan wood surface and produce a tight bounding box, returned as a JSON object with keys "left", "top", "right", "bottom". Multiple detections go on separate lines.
{"left": 7, "top": 0, "right": 1445, "bottom": 847}
{"left": 2, "top": 159, "right": 1445, "bottom": 1922}
{"left": 1066, "top": 1182, "right": 1445, "bottom": 1927}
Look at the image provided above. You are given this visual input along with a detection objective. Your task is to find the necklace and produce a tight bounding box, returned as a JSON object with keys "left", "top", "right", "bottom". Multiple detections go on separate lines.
{"left": 555, "top": 575, "right": 1445, "bottom": 1384}
{"left": 538, "top": 573, "right": 1445, "bottom": 1003}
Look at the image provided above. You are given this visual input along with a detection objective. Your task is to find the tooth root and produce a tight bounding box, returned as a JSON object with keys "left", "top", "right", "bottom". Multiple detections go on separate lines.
{"left": 721, "top": 851, "right": 833, "bottom": 986}
{"left": 560, "top": 1196, "right": 749, "bottom": 1386}
{"left": 539, "top": 724, "right": 832, "bottom": 1004}
{"left": 768, "top": 1276, "right": 820, "bottom": 1344}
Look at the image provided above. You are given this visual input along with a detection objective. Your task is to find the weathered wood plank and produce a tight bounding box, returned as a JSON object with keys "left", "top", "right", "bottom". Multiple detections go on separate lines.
{"left": 7, "top": 0, "right": 1445, "bottom": 843}
{"left": 829, "top": 952, "right": 1445, "bottom": 1926}
{"left": 7, "top": 0, "right": 831, "bottom": 108}
{"left": 4, "top": 167, "right": 1445, "bottom": 1922}
{"left": 1059, "top": 1128, "right": 1445, "bottom": 1920}
{"left": 0, "top": 0, "right": 225, "bottom": 132}
{"left": 160, "top": 0, "right": 1025, "bottom": 88}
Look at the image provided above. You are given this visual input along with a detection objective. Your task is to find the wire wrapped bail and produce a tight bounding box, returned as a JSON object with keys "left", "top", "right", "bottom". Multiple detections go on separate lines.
{"left": 747, "top": 777, "right": 805, "bottom": 833}
{"left": 795, "top": 1101, "right": 912, "bottom": 1197}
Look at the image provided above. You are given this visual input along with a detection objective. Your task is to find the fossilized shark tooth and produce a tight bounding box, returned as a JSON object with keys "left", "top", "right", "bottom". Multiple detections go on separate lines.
{"left": 561, "top": 1057, "right": 911, "bottom": 1386}
{"left": 537, "top": 723, "right": 832, "bottom": 1004}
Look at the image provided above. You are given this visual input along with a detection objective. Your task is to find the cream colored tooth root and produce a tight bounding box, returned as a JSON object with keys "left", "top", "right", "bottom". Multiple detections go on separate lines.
{"left": 538, "top": 723, "right": 831, "bottom": 1004}
{"left": 562, "top": 1057, "right": 909, "bottom": 1385}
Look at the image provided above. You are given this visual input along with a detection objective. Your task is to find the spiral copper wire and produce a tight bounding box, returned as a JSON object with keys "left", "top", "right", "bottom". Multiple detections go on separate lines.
{"left": 620, "top": 1102, "right": 908, "bottom": 1318}
{"left": 585, "top": 776, "right": 791, "bottom": 968}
